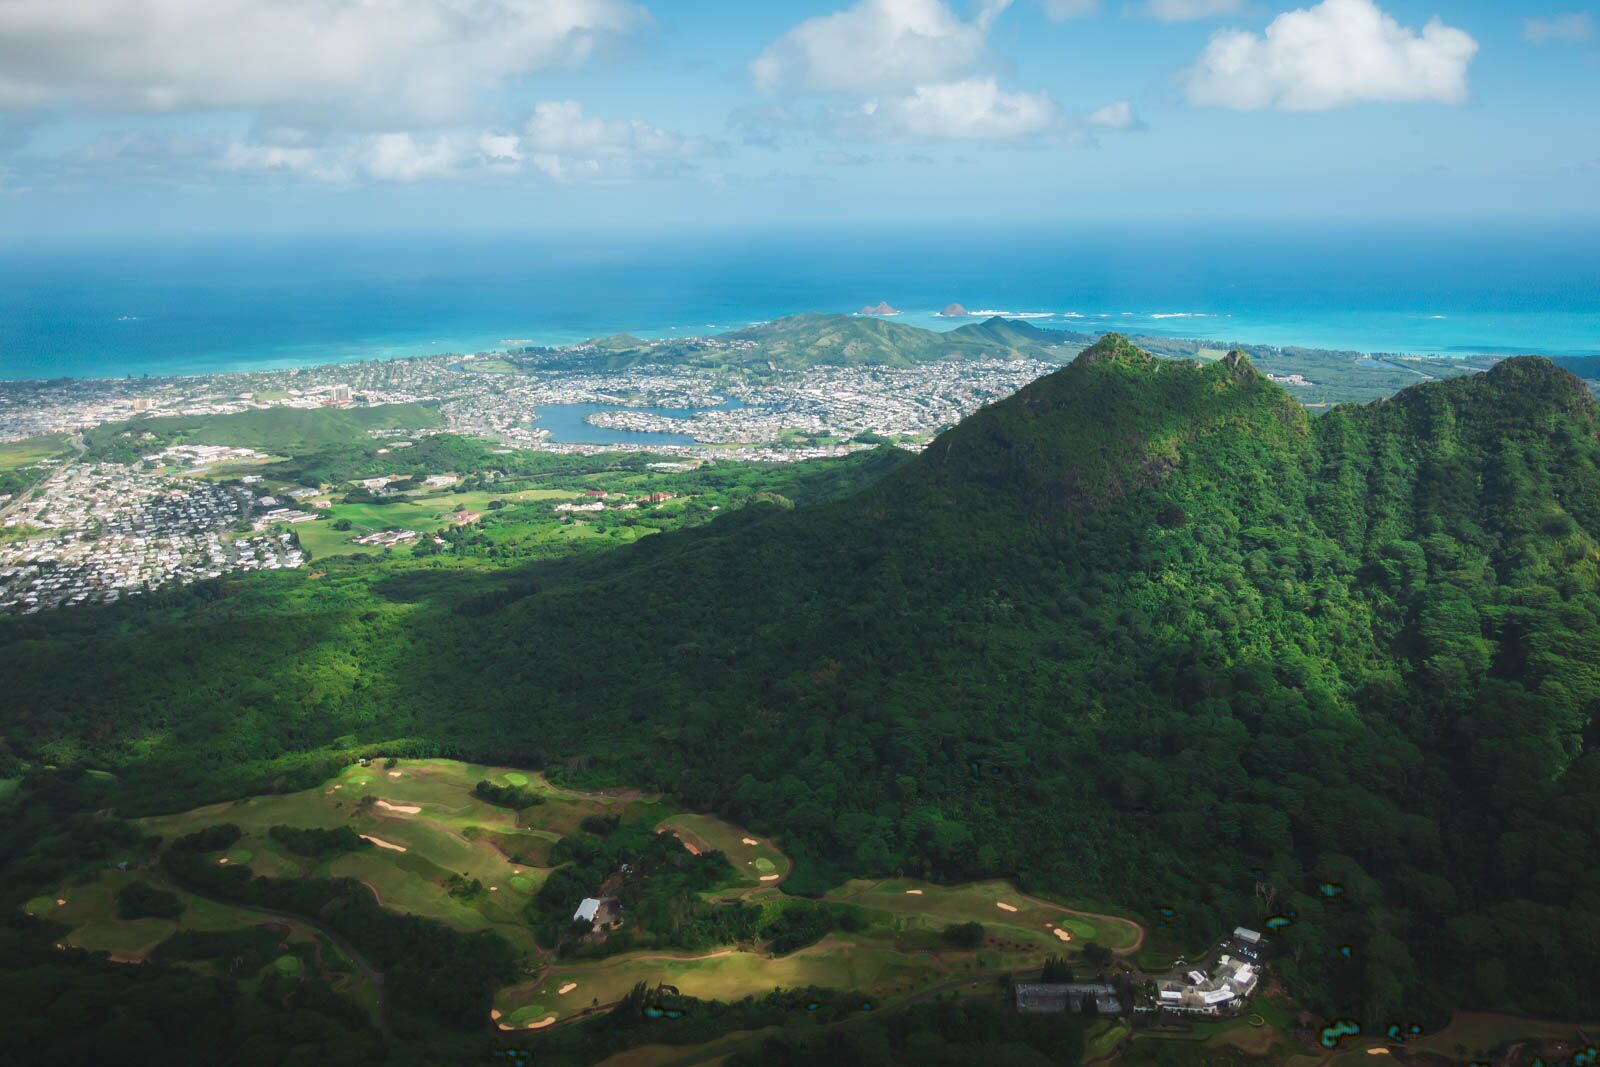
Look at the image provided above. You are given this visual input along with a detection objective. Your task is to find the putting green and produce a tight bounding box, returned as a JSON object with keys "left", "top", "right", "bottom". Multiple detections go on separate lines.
{"left": 507, "top": 1004, "right": 548, "bottom": 1025}
{"left": 510, "top": 875, "right": 534, "bottom": 892}
{"left": 753, "top": 857, "right": 777, "bottom": 874}
{"left": 224, "top": 848, "right": 254, "bottom": 864}
{"left": 272, "top": 954, "right": 305, "bottom": 976}
{"left": 503, "top": 772, "right": 530, "bottom": 786}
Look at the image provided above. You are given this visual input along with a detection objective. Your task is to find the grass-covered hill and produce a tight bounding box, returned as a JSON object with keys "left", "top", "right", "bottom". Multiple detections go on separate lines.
{"left": 5, "top": 337, "right": 1600, "bottom": 1033}
{"left": 728, "top": 313, "right": 1067, "bottom": 367}
{"left": 562, "top": 313, "right": 1073, "bottom": 372}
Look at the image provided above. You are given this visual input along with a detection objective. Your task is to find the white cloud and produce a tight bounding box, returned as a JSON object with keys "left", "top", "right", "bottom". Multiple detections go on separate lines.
{"left": 1042, "top": 0, "right": 1100, "bottom": 18}
{"left": 750, "top": 0, "right": 1063, "bottom": 145}
{"left": 1087, "top": 100, "right": 1142, "bottom": 129}
{"left": 522, "top": 100, "right": 715, "bottom": 180}
{"left": 815, "top": 150, "right": 873, "bottom": 165}
{"left": 357, "top": 133, "right": 465, "bottom": 182}
{"left": 524, "top": 101, "right": 708, "bottom": 159}
{"left": 218, "top": 142, "right": 345, "bottom": 181}
{"left": 1525, "top": 12, "right": 1594, "bottom": 43}
{"left": 751, "top": 0, "right": 1012, "bottom": 95}
{"left": 1183, "top": 0, "right": 1478, "bottom": 111}
{"left": 478, "top": 133, "right": 524, "bottom": 166}
{"left": 840, "top": 77, "right": 1059, "bottom": 142}
{"left": 0, "top": 0, "right": 644, "bottom": 126}
{"left": 1138, "top": 0, "right": 1244, "bottom": 20}
{"left": 213, "top": 101, "right": 707, "bottom": 184}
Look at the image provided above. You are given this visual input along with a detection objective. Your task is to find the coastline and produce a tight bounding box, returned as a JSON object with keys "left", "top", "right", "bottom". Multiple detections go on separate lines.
{"left": 4, "top": 309, "right": 1596, "bottom": 385}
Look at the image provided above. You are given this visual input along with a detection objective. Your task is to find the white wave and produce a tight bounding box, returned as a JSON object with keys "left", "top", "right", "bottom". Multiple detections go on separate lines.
{"left": 1149, "top": 313, "right": 1217, "bottom": 320}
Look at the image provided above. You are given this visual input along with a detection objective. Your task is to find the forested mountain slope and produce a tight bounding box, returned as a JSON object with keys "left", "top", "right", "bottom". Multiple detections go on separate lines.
{"left": 4, "top": 337, "right": 1598, "bottom": 1028}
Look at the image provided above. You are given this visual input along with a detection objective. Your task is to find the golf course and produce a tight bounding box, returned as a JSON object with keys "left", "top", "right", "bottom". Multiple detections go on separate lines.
{"left": 26, "top": 758, "right": 1144, "bottom": 1040}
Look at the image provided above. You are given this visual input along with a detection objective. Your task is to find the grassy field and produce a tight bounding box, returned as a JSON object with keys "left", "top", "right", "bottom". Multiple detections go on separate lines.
{"left": 34, "top": 758, "right": 1152, "bottom": 1039}
{"left": 497, "top": 940, "right": 946, "bottom": 1030}
{"left": 22, "top": 867, "right": 382, "bottom": 1020}
{"left": 0, "top": 433, "right": 71, "bottom": 470}
{"left": 292, "top": 487, "right": 579, "bottom": 557}
{"left": 1085, "top": 1019, "right": 1131, "bottom": 1060}
{"left": 136, "top": 758, "right": 642, "bottom": 955}
{"left": 87, "top": 403, "right": 444, "bottom": 456}
{"left": 828, "top": 878, "right": 1139, "bottom": 952}
{"left": 656, "top": 813, "right": 790, "bottom": 887}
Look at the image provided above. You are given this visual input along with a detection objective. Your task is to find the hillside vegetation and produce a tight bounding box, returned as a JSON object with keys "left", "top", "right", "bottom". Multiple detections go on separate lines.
{"left": 560, "top": 313, "right": 1072, "bottom": 372}
{"left": 4, "top": 337, "right": 1599, "bottom": 1036}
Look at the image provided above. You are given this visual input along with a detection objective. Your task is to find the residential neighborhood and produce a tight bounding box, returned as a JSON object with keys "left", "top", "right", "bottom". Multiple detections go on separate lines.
{"left": 0, "top": 461, "right": 304, "bottom": 614}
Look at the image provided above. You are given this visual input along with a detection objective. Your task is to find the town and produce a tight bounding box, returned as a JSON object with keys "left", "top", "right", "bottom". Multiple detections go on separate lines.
{"left": 0, "top": 320, "right": 1518, "bottom": 617}
{"left": 0, "top": 452, "right": 304, "bottom": 614}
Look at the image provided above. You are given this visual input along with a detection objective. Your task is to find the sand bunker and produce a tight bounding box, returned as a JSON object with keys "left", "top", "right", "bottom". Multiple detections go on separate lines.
{"left": 490, "top": 1010, "right": 502, "bottom": 1020}
{"left": 996, "top": 902, "right": 1019, "bottom": 913}
{"left": 525, "top": 1017, "right": 557, "bottom": 1030}
{"left": 1052, "top": 928, "right": 1072, "bottom": 942}
{"left": 489, "top": 886, "right": 498, "bottom": 892}
{"left": 218, "top": 857, "right": 229, "bottom": 865}
{"left": 1366, "top": 1051, "right": 1391, "bottom": 1057}
{"left": 558, "top": 983, "right": 577, "bottom": 995}
{"left": 55, "top": 898, "right": 66, "bottom": 906}
{"left": 905, "top": 889, "right": 923, "bottom": 895}
{"left": 676, "top": 836, "right": 702, "bottom": 856}
{"left": 497, "top": 1024, "right": 515, "bottom": 1032}
{"left": 361, "top": 835, "right": 408, "bottom": 852}
{"left": 375, "top": 800, "right": 421, "bottom": 814}
{"left": 388, "top": 771, "right": 403, "bottom": 778}
{"left": 760, "top": 874, "right": 781, "bottom": 881}
{"left": 742, "top": 837, "right": 759, "bottom": 846}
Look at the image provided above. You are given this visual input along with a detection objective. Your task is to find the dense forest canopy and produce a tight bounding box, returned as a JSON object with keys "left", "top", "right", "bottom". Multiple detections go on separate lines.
{"left": 4, "top": 337, "right": 1600, "bottom": 1038}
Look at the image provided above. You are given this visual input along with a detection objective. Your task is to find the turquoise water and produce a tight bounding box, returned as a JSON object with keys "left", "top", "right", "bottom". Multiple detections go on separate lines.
{"left": 1, "top": 222, "right": 1596, "bottom": 381}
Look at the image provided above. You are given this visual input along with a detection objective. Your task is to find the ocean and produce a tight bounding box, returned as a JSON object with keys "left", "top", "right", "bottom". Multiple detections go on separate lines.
{"left": 2, "top": 222, "right": 1596, "bottom": 381}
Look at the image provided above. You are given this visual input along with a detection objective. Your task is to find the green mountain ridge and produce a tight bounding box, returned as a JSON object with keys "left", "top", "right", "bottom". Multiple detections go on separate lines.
{"left": 4, "top": 340, "right": 1600, "bottom": 1033}
{"left": 568, "top": 313, "right": 1072, "bottom": 371}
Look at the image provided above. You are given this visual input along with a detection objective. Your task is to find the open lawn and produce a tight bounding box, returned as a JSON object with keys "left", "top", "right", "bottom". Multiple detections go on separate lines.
{"left": 292, "top": 488, "right": 579, "bottom": 558}
{"left": 0, "top": 433, "right": 71, "bottom": 470}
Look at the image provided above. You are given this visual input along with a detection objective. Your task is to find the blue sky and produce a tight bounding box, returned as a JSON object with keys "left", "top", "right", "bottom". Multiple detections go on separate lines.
{"left": 0, "top": 0, "right": 1596, "bottom": 237}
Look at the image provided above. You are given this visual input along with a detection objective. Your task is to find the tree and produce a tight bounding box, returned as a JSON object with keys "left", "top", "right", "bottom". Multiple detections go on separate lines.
{"left": 941, "top": 922, "right": 985, "bottom": 949}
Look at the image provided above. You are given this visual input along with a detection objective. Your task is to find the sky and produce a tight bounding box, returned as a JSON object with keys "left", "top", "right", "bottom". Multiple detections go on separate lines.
{"left": 0, "top": 0, "right": 1597, "bottom": 237}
